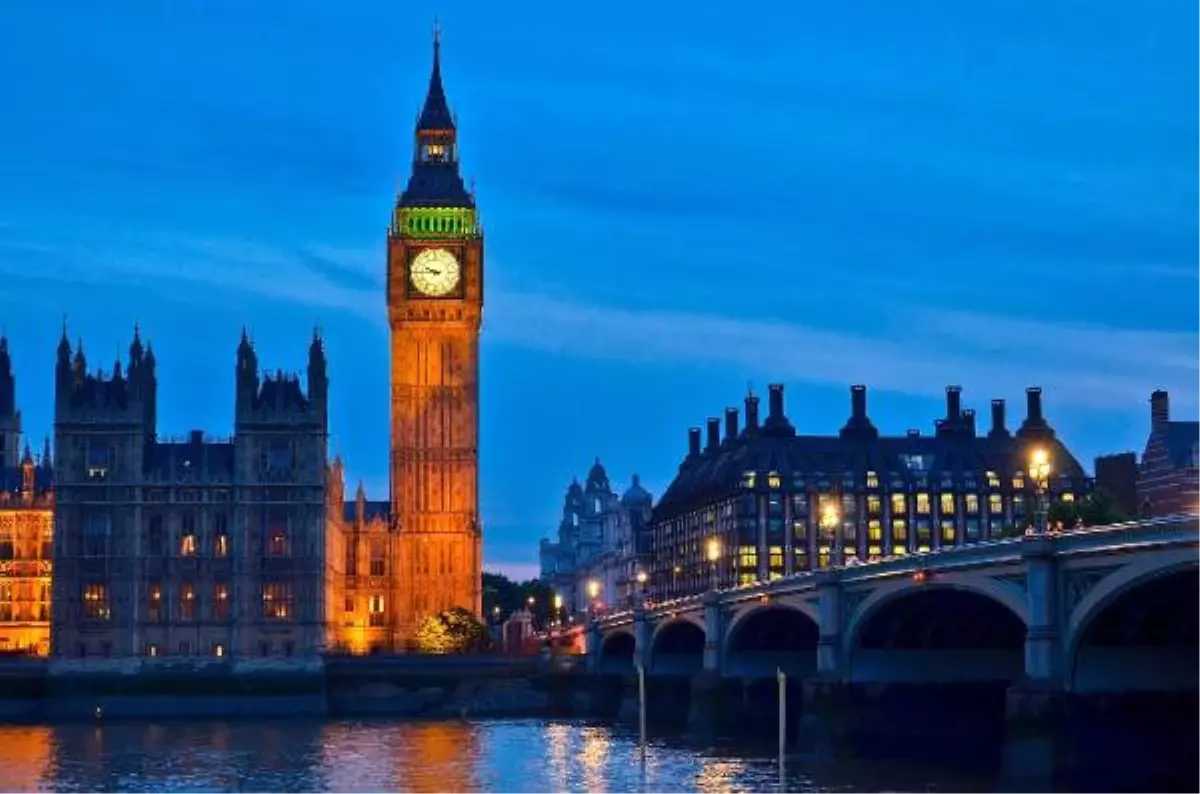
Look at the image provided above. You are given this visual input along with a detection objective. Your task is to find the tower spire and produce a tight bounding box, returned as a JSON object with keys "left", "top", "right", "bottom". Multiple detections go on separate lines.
{"left": 417, "top": 20, "right": 454, "bottom": 133}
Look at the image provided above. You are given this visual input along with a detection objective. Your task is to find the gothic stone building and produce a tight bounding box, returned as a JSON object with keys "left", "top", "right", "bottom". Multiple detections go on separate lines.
{"left": 0, "top": 338, "right": 54, "bottom": 655}
{"left": 650, "top": 383, "right": 1090, "bottom": 600}
{"left": 51, "top": 327, "right": 332, "bottom": 659}
{"left": 539, "top": 461, "right": 653, "bottom": 618}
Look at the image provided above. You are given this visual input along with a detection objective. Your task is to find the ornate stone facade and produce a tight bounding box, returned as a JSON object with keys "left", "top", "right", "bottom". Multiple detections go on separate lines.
{"left": 50, "top": 327, "right": 332, "bottom": 658}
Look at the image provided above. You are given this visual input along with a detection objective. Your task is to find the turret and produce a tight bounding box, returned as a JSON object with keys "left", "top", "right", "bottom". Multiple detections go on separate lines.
{"left": 308, "top": 328, "right": 328, "bottom": 407}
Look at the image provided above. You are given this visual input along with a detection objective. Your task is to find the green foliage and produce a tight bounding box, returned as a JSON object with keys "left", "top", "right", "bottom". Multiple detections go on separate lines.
{"left": 481, "top": 573, "right": 555, "bottom": 629}
{"left": 413, "top": 607, "right": 494, "bottom": 655}
{"left": 1045, "top": 488, "right": 1129, "bottom": 530}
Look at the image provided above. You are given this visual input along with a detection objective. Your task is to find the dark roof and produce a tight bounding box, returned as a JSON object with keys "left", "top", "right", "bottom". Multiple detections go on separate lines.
{"left": 398, "top": 162, "right": 474, "bottom": 208}
{"left": 253, "top": 375, "right": 309, "bottom": 413}
{"left": 343, "top": 500, "right": 390, "bottom": 524}
{"left": 150, "top": 440, "right": 234, "bottom": 481}
{"left": 654, "top": 427, "right": 1087, "bottom": 522}
{"left": 1163, "top": 421, "right": 1200, "bottom": 467}
{"left": 417, "top": 39, "right": 454, "bottom": 132}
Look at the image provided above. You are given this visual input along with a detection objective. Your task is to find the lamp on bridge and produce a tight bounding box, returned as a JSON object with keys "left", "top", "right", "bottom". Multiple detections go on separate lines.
{"left": 635, "top": 570, "right": 648, "bottom": 608}
{"left": 587, "top": 578, "right": 602, "bottom": 619}
{"left": 706, "top": 537, "right": 722, "bottom": 591}
{"left": 819, "top": 503, "right": 841, "bottom": 568}
{"left": 1029, "top": 447, "right": 1053, "bottom": 536}
{"left": 553, "top": 593, "right": 564, "bottom": 626}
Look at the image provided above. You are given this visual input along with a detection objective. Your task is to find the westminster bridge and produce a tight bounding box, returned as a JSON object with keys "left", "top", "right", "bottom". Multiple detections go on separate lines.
{"left": 590, "top": 514, "right": 1198, "bottom": 692}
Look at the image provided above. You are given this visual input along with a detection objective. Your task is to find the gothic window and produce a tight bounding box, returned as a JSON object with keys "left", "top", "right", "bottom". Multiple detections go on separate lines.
{"left": 965, "top": 494, "right": 980, "bottom": 514}
{"left": 82, "top": 584, "right": 110, "bottom": 621}
{"left": 368, "top": 594, "right": 385, "bottom": 627}
{"left": 39, "top": 525, "right": 51, "bottom": 561}
{"left": 0, "top": 524, "right": 13, "bottom": 560}
{"left": 147, "top": 583, "right": 162, "bottom": 622}
{"left": 0, "top": 585, "right": 12, "bottom": 621}
{"left": 989, "top": 494, "right": 1004, "bottom": 515}
{"left": 267, "top": 511, "right": 289, "bottom": 557}
{"left": 213, "top": 583, "right": 230, "bottom": 621}
{"left": 345, "top": 539, "right": 358, "bottom": 576}
{"left": 179, "top": 582, "right": 196, "bottom": 621}
{"left": 87, "top": 441, "right": 110, "bottom": 481}
{"left": 180, "top": 513, "right": 197, "bottom": 556}
{"left": 940, "top": 494, "right": 956, "bottom": 515}
{"left": 214, "top": 514, "right": 229, "bottom": 556}
{"left": 147, "top": 515, "right": 164, "bottom": 556}
{"left": 369, "top": 540, "right": 385, "bottom": 577}
{"left": 261, "top": 582, "right": 293, "bottom": 620}
{"left": 83, "top": 514, "right": 109, "bottom": 558}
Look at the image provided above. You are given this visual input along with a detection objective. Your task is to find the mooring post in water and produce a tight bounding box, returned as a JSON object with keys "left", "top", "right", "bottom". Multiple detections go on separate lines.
{"left": 777, "top": 667, "right": 787, "bottom": 765}
{"left": 636, "top": 660, "right": 647, "bottom": 762}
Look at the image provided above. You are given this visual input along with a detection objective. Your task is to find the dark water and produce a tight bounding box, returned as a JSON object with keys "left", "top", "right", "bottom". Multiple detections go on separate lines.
{"left": 0, "top": 718, "right": 995, "bottom": 793}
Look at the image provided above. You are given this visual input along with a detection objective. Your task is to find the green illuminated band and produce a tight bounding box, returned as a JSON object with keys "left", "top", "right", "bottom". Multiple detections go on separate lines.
{"left": 394, "top": 207, "right": 480, "bottom": 238}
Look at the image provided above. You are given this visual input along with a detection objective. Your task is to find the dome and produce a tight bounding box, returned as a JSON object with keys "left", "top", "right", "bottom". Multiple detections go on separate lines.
{"left": 585, "top": 457, "right": 609, "bottom": 491}
{"left": 621, "top": 474, "right": 653, "bottom": 507}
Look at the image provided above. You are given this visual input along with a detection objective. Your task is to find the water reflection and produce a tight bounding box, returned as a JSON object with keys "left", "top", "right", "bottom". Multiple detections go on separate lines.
{"left": 0, "top": 718, "right": 999, "bottom": 793}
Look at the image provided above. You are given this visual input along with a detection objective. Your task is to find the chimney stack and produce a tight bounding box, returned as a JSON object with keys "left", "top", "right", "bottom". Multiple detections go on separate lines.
{"left": 1026, "top": 387, "right": 1044, "bottom": 425}
{"left": 744, "top": 393, "right": 760, "bottom": 432}
{"left": 768, "top": 383, "right": 784, "bottom": 420}
{"left": 1150, "top": 390, "right": 1169, "bottom": 429}
{"left": 687, "top": 427, "right": 701, "bottom": 458}
{"left": 851, "top": 384, "right": 867, "bottom": 420}
{"left": 963, "top": 408, "right": 976, "bottom": 436}
{"left": 946, "top": 385, "right": 962, "bottom": 420}
{"left": 990, "top": 399, "right": 1007, "bottom": 437}
{"left": 705, "top": 418, "right": 720, "bottom": 452}
{"left": 724, "top": 407, "right": 739, "bottom": 442}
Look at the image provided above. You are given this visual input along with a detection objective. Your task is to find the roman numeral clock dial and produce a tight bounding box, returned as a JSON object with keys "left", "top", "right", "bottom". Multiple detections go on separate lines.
{"left": 409, "top": 247, "right": 461, "bottom": 298}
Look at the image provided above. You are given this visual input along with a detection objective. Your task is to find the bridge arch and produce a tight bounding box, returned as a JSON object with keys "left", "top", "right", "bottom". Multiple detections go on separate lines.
{"left": 597, "top": 630, "right": 636, "bottom": 674}
{"left": 723, "top": 602, "right": 819, "bottom": 678}
{"left": 648, "top": 619, "right": 705, "bottom": 676}
{"left": 1066, "top": 550, "right": 1199, "bottom": 693}
{"left": 844, "top": 575, "right": 1028, "bottom": 684}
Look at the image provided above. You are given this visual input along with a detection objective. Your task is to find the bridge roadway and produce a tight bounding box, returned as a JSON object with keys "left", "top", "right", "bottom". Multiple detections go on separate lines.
{"left": 590, "top": 515, "right": 1199, "bottom": 695}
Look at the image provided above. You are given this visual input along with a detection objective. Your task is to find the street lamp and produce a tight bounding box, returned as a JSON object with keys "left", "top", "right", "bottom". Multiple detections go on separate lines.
{"left": 820, "top": 503, "right": 841, "bottom": 567}
{"left": 706, "top": 537, "right": 722, "bottom": 591}
{"left": 635, "top": 570, "right": 648, "bottom": 608}
{"left": 1029, "top": 447, "right": 1052, "bottom": 535}
{"left": 553, "top": 593, "right": 563, "bottom": 626}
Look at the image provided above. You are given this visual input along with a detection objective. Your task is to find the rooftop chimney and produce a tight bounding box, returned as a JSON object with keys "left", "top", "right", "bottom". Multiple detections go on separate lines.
{"left": 946, "top": 385, "right": 962, "bottom": 420}
{"left": 989, "top": 399, "right": 1008, "bottom": 437}
{"left": 687, "top": 427, "right": 701, "bottom": 458}
{"left": 189, "top": 429, "right": 204, "bottom": 445}
{"left": 744, "top": 393, "right": 760, "bottom": 432}
{"left": 1026, "top": 386, "right": 1044, "bottom": 425}
{"left": 705, "top": 418, "right": 720, "bottom": 452}
{"left": 962, "top": 408, "right": 976, "bottom": 436}
{"left": 1151, "top": 390, "right": 1169, "bottom": 429}
{"left": 724, "top": 407, "right": 739, "bottom": 442}
{"left": 851, "top": 384, "right": 867, "bottom": 420}
{"left": 768, "top": 383, "right": 784, "bottom": 420}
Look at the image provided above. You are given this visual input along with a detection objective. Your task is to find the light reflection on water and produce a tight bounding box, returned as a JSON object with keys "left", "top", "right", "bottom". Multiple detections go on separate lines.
{"left": 0, "top": 719, "right": 990, "bottom": 793}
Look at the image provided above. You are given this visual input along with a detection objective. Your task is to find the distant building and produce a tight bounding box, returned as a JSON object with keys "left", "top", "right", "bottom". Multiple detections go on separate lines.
{"left": 51, "top": 327, "right": 334, "bottom": 659}
{"left": 1094, "top": 451, "right": 1139, "bottom": 518}
{"left": 650, "top": 384, "right": 1091, "bottom": 601}
{"left": 1137, "top": 390, "right": 1199, "bottom": 517}
{"left": 0, "top": 338, "right": 53, "bottom": 656}
{"left": 539, "top": 460, "right": 653, "bottom": 618}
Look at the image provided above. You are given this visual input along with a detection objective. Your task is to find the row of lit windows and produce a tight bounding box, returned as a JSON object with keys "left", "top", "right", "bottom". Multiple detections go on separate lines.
{"left": 82, "top": 582, "right": 296, "bottom": 622}
{"left": 739, "top": 469, "right": 1071, "bottom": 492}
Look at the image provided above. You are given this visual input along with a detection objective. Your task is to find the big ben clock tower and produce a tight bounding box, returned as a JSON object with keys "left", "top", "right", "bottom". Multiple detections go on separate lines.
{"left": 387, "top": 29, "right": 483, "bottom": 641}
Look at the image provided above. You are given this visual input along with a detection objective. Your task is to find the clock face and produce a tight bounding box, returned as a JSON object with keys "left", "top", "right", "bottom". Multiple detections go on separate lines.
{"left": 409, "top": 248, "right": 462, "bottom": 297}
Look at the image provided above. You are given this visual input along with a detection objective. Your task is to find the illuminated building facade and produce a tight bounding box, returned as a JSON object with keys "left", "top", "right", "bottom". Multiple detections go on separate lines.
{"left": 0, "top": 338, "right": 53, "bottom": 655}
{"left": 539, "top": 461, "right": 653, "bottom": 617}
{"left": 649, "top": 383, "right": 1090, "bottom": 600}
{"left": 51, "top": 327, "right": 334, "bottom": 658}
{"left": 1137, "top": 389, "right": 1199, "bottom": 517}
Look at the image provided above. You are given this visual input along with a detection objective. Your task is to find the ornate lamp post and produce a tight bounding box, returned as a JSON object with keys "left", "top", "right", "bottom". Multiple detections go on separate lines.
{"left": 820, "top": 503, "right": 841, "bottom": 567}
{"left": 635, "top": 570, "right": 648, "bottom": 608}
{"left": 553, "top": 593, "right": 564, "bottom": 626}
{"left": 706, "top": 537, "right": 722, "bottom": 592}
{"left": 587, "top": 578, "right": 601, "bottom": 620}
{"left": 1029, "top": 447, "right": 1053, "bottom": 535}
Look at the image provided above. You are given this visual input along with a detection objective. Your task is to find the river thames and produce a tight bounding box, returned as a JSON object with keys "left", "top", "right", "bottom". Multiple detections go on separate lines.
{"left": 0, "top": 718, "right": 1002, "bottom": 792}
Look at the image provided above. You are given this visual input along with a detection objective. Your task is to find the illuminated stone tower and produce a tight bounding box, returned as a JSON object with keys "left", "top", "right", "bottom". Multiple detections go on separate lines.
{"left": 386, "top": 29, "right": 483, "bottom": 641}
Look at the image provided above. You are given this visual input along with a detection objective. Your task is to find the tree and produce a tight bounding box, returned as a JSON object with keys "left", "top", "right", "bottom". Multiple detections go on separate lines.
{"left": 481, "top": 572, "right": 556, "bottom": 629}
{"left": 413, "top": 607, "right": 494, "bottom": 655}
{"left": 1079, "top": 488, "right": 1128, "bottom": 526}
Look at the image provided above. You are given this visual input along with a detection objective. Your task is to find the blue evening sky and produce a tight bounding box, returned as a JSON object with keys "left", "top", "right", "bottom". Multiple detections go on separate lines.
{"left": 0, "top": 0, "right": 1196, "bottom": 579}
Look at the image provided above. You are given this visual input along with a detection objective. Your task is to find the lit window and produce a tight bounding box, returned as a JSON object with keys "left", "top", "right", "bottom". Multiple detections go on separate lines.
{"left": 866, "top": 471, "right": 879, "bottom": 488}
{"left": 940, "top": 494, "right": 956, "bottom": 515}
{"left": 767, "top": 472, "right": 781, "bottom": 489}
{"left": 214, "top": 532, "right": 229, "bottom": 558}
{"left": 268, "top": 524, "right": 289, "bottom": 557}
{"left": 82, "top": 585, "right": 110, "bottom": 621}
{"left": 891, "top": 494, "right": 907, "bottom": 515}
{"left": 213, "top": 583, "right": 230, "bottom": 620}
{"left": 867, "top": 545, "right": 882, "bottom": 559}
{"left": 844, "top": 546, "right": 858, "bottom": 560}
{"left": 989, "top": 494, "right": 1003, "bottom": 514}
{"left": 817, "top": 546, "right": 833, "bottom": 568}
{"left": 941, "top": 520, "right": 956, "bottom": 543}
{"left": 893, "top": 547, "right": 907, "bottom": 556}
{"left": 262, "top": 583, "right": 293, "bottom": 620}
{"left": 214, "top": 643, "right": 225, "bottom": 658}
{"left": 1013, "top": 475, "right": 1025, "bottom": 490}
{"left": 1061, "top": 492, "right": 1075, "bottom": 503}
{"left": 965, "top": 495, "right": 979, "bottom": 514}
{"left": 768, "top": 546, "right": 784, "bottom": 569}
{"left": 986, "top": 471, "right": 1001, "bottom": 488}
{"left": 916, "top": 493, "right": 931, "bottom": 514}
{"left": 867, "top": 496, "right": 882, "bottom": 515}
{"left": 868, "top": 519, "right": 882, "bottom": 541}
{"left": 742, "top": 471, "right": 756, "bottom": 489}
{"left": 179, "top": 583, "right": 195, "bottom": 621}
{"left": 891, "top": 519, "right": 908, "bottom": 542}
{"left": 738, "top": 546, "right": 757, "bottom": 569}
{"left": 180, "top": 533, "right": 197, "bottom": 557}
{"left": 147, "top": 644, "right": 158, "bottom": 658}
{"left": 369, "top": 594, "right": 386, "bottom": 627}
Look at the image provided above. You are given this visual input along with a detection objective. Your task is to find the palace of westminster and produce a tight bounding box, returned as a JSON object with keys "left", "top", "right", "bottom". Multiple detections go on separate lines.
{"left": 0, "top": 35, "right": 483, "bottom": 658}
